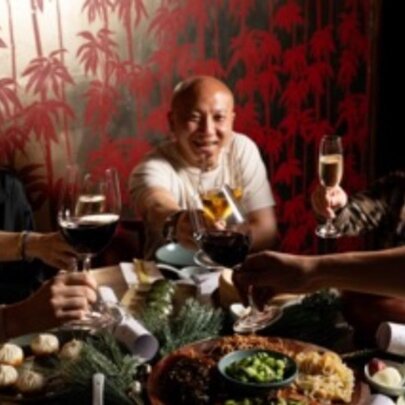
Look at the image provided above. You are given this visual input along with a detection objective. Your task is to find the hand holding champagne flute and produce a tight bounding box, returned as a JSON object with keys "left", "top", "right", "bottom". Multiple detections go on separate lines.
{"left": 315, "top": 135, "right": 344, "bottom": 239}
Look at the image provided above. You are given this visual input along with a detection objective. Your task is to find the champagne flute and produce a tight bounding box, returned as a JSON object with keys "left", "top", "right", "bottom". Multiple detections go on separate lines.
{"left": 315, "top": 134, "right": 344, "bottom": 239}
{"left": 58, "top": 165, "right": 121, "bottom": 328}
{"left": 189, "top": 186, "right": 281, "bottom": 333}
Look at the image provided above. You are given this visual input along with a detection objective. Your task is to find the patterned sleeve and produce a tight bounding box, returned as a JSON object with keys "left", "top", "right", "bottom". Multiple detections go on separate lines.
{"left": 333, "top": 171, "right": 405, "bottom": 236}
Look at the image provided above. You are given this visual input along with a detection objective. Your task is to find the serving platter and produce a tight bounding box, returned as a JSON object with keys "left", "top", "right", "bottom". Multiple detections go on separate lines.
{"left": 0, "top": 329, "right": 87, "bottom": 403}
{"left": 148, "top": 335, "right": 371, "bottom": 405}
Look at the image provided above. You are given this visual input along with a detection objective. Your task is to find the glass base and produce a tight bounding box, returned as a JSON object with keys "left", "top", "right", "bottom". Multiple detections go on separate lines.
{"left": 65, "top": 311, "right": 115, "bottom": 330}
{"left": 315, "top": 224, "right": 341, "bottom": 239}
{"left": 233, "top": 306, "right": 283, "bottom": 334}
{"left": 62, "top": 303, "right": 122, "bottom": 331}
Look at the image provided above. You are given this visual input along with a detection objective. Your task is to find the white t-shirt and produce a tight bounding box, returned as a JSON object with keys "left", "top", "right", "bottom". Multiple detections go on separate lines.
{"left": 129, "top": 133, "right": 275, "bottom": 258}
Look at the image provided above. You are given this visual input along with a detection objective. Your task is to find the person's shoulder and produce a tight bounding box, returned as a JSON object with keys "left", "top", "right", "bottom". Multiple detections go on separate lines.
{"left": 232, "top": 133, "right": 258, "bottom": 149}
{"left": 135, "top": 140, "right": 177, "bottom": 167}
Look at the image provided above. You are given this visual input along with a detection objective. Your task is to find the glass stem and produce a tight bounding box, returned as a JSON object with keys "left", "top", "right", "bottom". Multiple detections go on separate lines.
{"left": 83, "top": 255, "right": 92, "bottom": 272}
{"left": 247, "top": 285, "right": 260, "bottom": 315}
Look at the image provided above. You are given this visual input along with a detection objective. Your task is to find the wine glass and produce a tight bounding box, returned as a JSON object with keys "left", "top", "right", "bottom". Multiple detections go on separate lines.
{"left": 315, "top": 134, "right": 344, "bottom": 239}
{"left": 189, "top": 186, "right": 281, "bottom": 333}
{"left": 58, "top": 165, "right": 121, "bottom": 328}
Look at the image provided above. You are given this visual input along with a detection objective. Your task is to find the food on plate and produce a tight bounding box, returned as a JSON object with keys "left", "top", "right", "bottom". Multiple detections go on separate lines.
{"left": 151, "top": 335, "right": 355, "bottom": 404}
{"left": 295, "top": 351, "right": 354, "bottom": 403}
{"left": 0, "top": 343, "right": 24, "bottom": 366}
{"left": 224, "top": 399, "right": 306, "bottom": 405}
{"left": 162, "top": 353, "right": 216, "bottom": 404}
{"left": 367, "top": 358, "right": 387, "bottom": 376}
{"left": 15, "top": 369, "right": 46, "bottom": 394}
{"left": 225, "top": 351, "right": 287, "bottom": 383}
{"left": 60, "top": 339, "right": 83, "bottom": 360}
{"left": 30, "top": 333, "right": 60, "bottom": 356}
{"left": 0, "top": 364, "right": 18, "bottom": 388}
{"left": 371, "top": 367, "right": 403, "bottom": 388}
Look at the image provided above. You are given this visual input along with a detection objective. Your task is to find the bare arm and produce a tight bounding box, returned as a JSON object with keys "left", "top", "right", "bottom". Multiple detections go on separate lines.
{"left": 247, "top": 207, "right": 278, "bottom": 251}
{"left": 314, "top": 246, "right": 405, "bottom": 297}
{"left": 0, "top": 231, "right": 76, "bottom": 269}
{"left": 233, "top": 246, "right": 405, "bottom": 305}
{"left": 136, "top": 186, "right": 195, "bottom": 249}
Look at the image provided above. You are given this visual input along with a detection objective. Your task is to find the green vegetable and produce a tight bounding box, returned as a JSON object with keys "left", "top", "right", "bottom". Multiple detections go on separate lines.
{"left": 141, "top": 279, "right": 176, "bottom": 321}
{"left": 226, "top": 352, "right": 286, "bottom": 384}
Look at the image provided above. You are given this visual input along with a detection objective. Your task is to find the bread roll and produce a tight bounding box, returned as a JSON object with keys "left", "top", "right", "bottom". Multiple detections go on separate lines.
{"left": 0, "top": 343, "right": 24, "bottom": 366}
{"left": 30, "top": 334, "right": 59, "bottom": 356}
{"left": 15, "top": 369, "right": 45, "bottom": 394}
{"left": 60, "top": 339, "right": 83, "bottom": 360}
{"left": 0, "top": 364, "right": 18, "bottom": 388}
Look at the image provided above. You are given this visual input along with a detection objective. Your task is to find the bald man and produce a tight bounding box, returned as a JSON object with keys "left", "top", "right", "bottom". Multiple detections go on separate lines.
{"left": 129, "top": 76, "right": 278, "bottom": 259}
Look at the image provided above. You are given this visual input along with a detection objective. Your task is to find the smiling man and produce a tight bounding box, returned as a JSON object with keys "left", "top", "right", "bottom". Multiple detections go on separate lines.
{"left": 129, "top": 76, "right": 278, "bottom": 259}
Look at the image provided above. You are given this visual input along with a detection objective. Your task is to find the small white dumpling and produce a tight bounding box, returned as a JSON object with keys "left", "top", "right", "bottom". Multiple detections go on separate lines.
{"left": 30, "top": 334, "right": 59, "bottom": 356}
{"left": 0, "top": 343, "right": 24, "bottom": 366}
{"left": 60, "top": 339, "right": 83, "bottom": 360}
{"left": 0, "top": 364, "right": 18, "bottom": 388}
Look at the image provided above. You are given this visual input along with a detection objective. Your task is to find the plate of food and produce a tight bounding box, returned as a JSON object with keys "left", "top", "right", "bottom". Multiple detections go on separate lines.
{"left": 148, "top": 335, "right": 370, "bottom": 405}
{"left": 0, "top": 329, "right": 87, "bottom": 403}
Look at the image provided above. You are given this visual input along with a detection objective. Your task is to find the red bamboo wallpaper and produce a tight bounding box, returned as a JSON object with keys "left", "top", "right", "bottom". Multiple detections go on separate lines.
{"left": 0, "top": 0, "right": 375, "bottom": 253}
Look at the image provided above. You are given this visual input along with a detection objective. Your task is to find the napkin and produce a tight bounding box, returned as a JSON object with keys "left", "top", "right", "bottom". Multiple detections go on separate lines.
{"left": 194, "top": 271, "right": 221, "bottom": 304}
{"left": 97, "top": 287, "right": 159, "bottom": 361}
{"left": 98, "top": 286, "right": 119, "bottom": 304}
{"left": 376, "top": 322, "right": 405, "bottom": 356}
{"left": 113, "top": 311, "right": 159, "bottom": 361}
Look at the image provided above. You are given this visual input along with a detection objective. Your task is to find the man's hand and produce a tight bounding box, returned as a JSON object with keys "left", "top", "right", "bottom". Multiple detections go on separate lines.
{"left": 311, "top": 185, "right": 348, "bottom": 219}
{"left": 232, "top": 251, "right": 318, "bottom": 309}
{"left": 5, "top": 272, "right": 98, "bottom": 338}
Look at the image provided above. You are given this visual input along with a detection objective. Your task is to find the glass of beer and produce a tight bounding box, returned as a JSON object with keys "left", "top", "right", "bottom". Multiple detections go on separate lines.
{"left": 315, "top": 134, "right": 344, "bottom": 238}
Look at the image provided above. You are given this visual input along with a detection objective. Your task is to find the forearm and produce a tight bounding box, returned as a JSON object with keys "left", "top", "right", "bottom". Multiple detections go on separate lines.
{"left": 312, "top": 246, "right": 405, "bottom": 297}
{"left": 0, "top": 232, "right": 23, "bottom": 261}
{"left": 2, "top": 302, "right": 36, "bottom": 340}
{"left": 137, "top": 187, "right": 181, "bottom": 233}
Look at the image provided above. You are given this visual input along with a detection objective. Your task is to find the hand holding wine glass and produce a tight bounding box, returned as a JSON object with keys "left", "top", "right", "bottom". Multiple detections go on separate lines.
{"left": 315, "top": 134, "right": 344, "bottom": 239}
{"left": 58, "top": 165, "right": 121, "bottom": 328}
{"left": 189, "top": 185, "right": 281, "bottom": 333}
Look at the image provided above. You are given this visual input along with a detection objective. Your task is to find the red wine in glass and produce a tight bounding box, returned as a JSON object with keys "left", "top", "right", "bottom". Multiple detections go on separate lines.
{"left": 58, "top": 166, "right": 121, "bottom": 329}
{"left": 198, "top": 230, "right": 250, "bottom": 268}
{"left": 59, "top": 214, "right": 119, "bottom": 258}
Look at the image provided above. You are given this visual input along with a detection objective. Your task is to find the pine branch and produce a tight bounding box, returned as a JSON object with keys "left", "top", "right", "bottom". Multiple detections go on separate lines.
{"left": 141, "top": 298, "right": 224, "bottom": 357}
{"left": 55, "top": 332, "right": 143, "bottom": 405}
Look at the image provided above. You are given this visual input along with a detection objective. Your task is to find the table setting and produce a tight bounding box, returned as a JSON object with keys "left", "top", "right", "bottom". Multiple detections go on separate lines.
{"left": 2, "top": 254, "right": 405, "bottom": 404}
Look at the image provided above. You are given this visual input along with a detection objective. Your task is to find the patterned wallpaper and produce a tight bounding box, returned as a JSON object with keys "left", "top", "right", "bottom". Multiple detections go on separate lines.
{"left": 0, "top": 0, "right": 376, "bottom": 253}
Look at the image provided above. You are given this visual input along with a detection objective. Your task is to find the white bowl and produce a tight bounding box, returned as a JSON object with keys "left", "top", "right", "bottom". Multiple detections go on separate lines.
{"left": 181, "top": 266, "right": 211, "bottom": 279}
{"left": 364, "top": 360, "right": 405, "bottom": 397}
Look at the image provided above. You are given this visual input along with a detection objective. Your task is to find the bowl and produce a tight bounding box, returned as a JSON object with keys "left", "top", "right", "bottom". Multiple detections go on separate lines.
{"left": 155, "top": 243, "right": 196, "bottom": 267}
{"left": 364, "top": 359, "right": 405, "bottom": 397}
{"left": 181, "top": 266, "right": 211, "bottom": 279}
{"left": 217, "top": 349, "right": 298, "bottom": 394}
